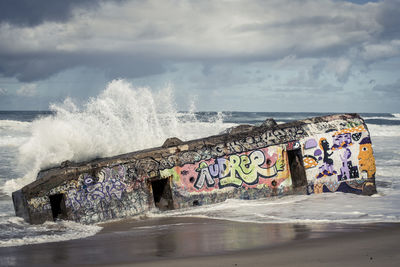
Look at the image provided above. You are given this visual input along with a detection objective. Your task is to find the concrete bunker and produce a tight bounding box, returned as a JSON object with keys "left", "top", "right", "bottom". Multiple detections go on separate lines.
{"left": 12, "top": 114, "right": 378, "bottom": 225}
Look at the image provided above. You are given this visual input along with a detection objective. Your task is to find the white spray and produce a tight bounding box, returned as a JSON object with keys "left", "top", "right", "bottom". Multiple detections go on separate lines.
{"left": 3, "top": 79, "right": 231, "bottom": 195}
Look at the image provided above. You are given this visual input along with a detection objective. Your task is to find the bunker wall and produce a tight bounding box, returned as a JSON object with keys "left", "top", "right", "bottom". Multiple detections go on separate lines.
{"left": 299, "top": 118, "right": 376, "bottom": 195}
{"left": 13, "top": 114, "right": 377, "bottom": 225}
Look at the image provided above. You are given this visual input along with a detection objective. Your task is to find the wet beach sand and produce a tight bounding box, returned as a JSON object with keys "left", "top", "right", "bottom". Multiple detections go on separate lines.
{"left": 0, "top": 217, "right": 399, "bottom": 266}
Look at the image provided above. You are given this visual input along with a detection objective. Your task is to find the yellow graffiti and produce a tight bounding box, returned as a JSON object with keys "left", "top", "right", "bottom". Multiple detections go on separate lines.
{"left": 358, "top": 143, "right": 376, "bottom": 177}
{"left": 313, "top": 183, "right": 324, "bottom": 194}
{"left": 160, "top": 168, "right": 180, "bottom": 182}
{"left": 303, "top": 157, "right": 318, "bottom": 169}
{"left": 219, "top": 150, "right": 283, "bottom": 187}
{"left": 333, "top": 125, "right": 366, "bottom": 136}
{"left": 28, "top": 197, "right": 47, "bottom": 209}
{"left": 219, "top": 155, "right": 244, "bottom": 187}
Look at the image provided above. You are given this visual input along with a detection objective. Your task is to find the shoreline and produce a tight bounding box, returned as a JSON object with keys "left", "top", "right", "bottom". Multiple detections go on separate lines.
{"left": 123, "top": 221, "right": 400, "bottom": 267}
{"left": 0, "top": 217, "right": 399, "bottom": 266}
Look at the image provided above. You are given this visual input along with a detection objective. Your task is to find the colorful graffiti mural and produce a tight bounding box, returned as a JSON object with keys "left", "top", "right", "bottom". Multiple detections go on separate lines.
{"left": 167, "top": 146, "right": 290, "bottom": 193}
{"left": 303, "top": 123, "right": 375, "bottom": 194}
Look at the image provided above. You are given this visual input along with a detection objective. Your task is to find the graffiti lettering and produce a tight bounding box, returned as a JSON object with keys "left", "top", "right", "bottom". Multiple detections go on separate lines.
{"left": 194, "top": 150, "right": 284, "bottom": 189}
{"left": 67, "top": 167, "right": 127, "bottom": 210}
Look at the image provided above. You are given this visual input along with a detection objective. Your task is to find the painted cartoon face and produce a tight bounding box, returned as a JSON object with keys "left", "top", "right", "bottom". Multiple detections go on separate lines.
{"left": 358, "top": 143, "right": 376, "bottom": 177}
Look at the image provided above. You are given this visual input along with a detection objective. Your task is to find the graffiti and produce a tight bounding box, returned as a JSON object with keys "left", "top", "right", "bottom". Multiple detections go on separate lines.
{"left": 344, "top": 121, "right": 361, "bottom": 129}
{"left": 193, "top": 150, "right": 285, "bottom": 189}
{"left": 286, "top": 141, "right": 300, "bottom": 151}
{"left": 125, "top": 167, "right": 144, "bottom": 192}
{"left": 146, "top": 126, "right": 307, "bottom": 173}
{"left": 338, "top": 148, "right": 359, "bottom": 181}
{"left": 331, "top": 133, "right": 352, "bottom": 150}
{"left": 334, "top": 125, "right": 366, "bottom": 135}
{"left": 358, "top": 137, "right": 376, "bottom": 178}
{"left": 308, "top": 179, "right": 366, "bottom": 195}
{"left": 261, "top": 126, "right": 307, "bottom": 146}
{"left": 169, "top": 147, "right": 289, "bottom": 192}
{"left": 316, "top": 138, "right": 337, "bottom": 178}
{"left": 312, "top": 121, "right": 339, "bottom": 132}
{"left": 351, "top": 133, "right": 362, "bottom": 142}
{"left": 304, "top": 138, "right": 317, "bottom": 149}
{"left": 27, "top": 197, "right": 50, "bottom": 212}
{"left": 194, "top": 162, "right": 217, "bottom": 189}
{"left": 303, "top": 121, "right": 375, "bottom": 195}
{"left": 227, "top": 141, "right": 245, "bottom": 154}
{"left": 67, "top": 166, "right": 127, "bottom": 210}
{"left": 135, "top": 158, "right": 159, "bottom": 177}
{"left": 180, "top": 151, "right": 202, "bottom": 164}
{"left": 160, "top": 167, "right": 181, "bottom": 182}
{"left": 303, "top": 155, "right": 318, "bottom": 169}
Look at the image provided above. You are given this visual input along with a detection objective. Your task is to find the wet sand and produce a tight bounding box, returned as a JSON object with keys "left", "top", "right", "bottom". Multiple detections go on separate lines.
{"left": 0, "top": 217, "right": 399, "bottom": 266}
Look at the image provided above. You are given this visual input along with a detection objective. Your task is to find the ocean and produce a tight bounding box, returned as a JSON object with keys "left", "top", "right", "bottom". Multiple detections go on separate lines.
{"left": 0, "top": 80, "right": 399, "bottom": 247}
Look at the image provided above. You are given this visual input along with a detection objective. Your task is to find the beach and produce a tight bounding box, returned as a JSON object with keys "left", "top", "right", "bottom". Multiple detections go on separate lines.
{"left": 1, "top": 111, "right": 399, "bottom": 266}
{"left": 0, "top": 217, "right": 399, "bottom": 266}
{"left": 1, "top": 0, "right": 400, "bottom": 264}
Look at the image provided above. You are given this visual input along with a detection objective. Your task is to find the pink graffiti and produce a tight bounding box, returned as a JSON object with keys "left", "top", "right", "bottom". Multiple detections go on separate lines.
{"left": 176, "top": 147, "right": 286, "bottom": 192}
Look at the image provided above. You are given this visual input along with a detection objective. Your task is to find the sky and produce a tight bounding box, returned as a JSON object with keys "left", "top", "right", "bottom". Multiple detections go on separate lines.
{"left": 0, "top": 0, "right": 399, "bottom": 112}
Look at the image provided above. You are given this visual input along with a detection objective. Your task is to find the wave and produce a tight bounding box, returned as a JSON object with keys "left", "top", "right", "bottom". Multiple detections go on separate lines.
{"left": 0, "top": 217, "right": 102, "bottom": 247}
{"left": 147, "top": 193, "right": 400, "bottom": 225}
{"left": 368, "top": 124, "right": 400, "bottom": 137}
{"left": 0, "top": 120, "right": 31, "bottom": 132}
{"left": 2, "top": 79, "right": 232, "bottom": 195}
{"left": 364, "top": 116, "right": 400, "bottom": 121}
{"left": 0, "top": 136, "right": 29, "bottom": 148}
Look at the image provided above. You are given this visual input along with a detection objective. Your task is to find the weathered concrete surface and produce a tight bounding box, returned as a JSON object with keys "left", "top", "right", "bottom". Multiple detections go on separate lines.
{"left": 12, "top": 113, "right": 377, "bottom": 224}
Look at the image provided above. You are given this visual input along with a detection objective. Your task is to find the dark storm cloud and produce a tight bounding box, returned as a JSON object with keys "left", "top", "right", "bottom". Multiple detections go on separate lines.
{"left": 373, "top": 79, "right": 400, "bottom": 97}
{"left": 0, "top": 52, "right": 165, "bottom": 82}
{"left": 376, "top": 0, "right": 400, "bottom": 40}
{"left": 0, "top": 0, "right": 399, "bottom": 84}
{"left": 0, "top": 94, "right": 51, "bottom": 109}
{"left": 0, "top": 0, "right": 124, "bottom": 26}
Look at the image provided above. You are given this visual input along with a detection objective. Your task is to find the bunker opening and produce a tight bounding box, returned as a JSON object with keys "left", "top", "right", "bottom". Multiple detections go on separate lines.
{"left": 49, "top": 193, "right": 67, "bottom": 221}
{"left": 287, "top": 149, "right": 307, "bottom": 188}
{"left": 151, "top": 178, "right": 174, "bottom": 211}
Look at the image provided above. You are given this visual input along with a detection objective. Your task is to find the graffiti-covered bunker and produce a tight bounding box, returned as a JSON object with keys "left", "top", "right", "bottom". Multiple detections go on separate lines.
{"left": 13, "top": 114, "right": 377, "bottom": 224}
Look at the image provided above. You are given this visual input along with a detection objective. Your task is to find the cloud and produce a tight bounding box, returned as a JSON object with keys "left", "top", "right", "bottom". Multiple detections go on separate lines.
{"left": 361, "top": 40, "right": 400, "bottom": 62}
{"left": 0, "top": 52, "right": 165, "bottom": 82}
{"left": 327, "top": 57, "right": 352, "bottom": 83}
{"left": 0, "top": 87, "right": 7, "bottom": 95}
{"left": 271, "top": 70, "right": 344, "bottom": 94}
{"left": 0, "top": 0, "right": 124, "bottom": 26}
{"left": 375, "top": 0, "right": 400, "bottom": 40}
{"left": 16, "top": 84, "right": 37, "bottom": 97}
{"left": 0, "top": 0, "right": 398, "bottom": 84}
{"left": 373, "top": 79, "right": 400, "bottom": 97}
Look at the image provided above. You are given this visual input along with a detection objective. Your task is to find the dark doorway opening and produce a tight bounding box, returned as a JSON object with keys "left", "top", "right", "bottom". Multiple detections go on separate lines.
{"left": 151, "top": 178, "right": 174, "bottom": 211}
{"left": 49, "top": 194, "right": 67, "bottom": 221}
{"left": 287, "top": 149, "right": 308, "bottom": 188}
